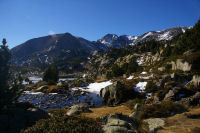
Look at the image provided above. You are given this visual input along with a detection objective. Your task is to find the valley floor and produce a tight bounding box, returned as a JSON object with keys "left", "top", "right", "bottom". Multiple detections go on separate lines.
{"left": 81, "top": 105, "right": 132, "bottom": 119}
{"left": 158, "top": 107, "right": 200, "bottom": 133}
{"left": 81, "top": 105, "right": 200, "bottom": 133}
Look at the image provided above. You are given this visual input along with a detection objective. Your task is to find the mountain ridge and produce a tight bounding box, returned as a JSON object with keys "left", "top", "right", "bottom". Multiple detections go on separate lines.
{"left": 11, "top": 26, "right": 189, "bottom": 71}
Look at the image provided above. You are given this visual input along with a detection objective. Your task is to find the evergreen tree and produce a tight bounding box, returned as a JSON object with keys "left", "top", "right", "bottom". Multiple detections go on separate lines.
{"left": 0, "top": 39, "right": 21, "bottom": 111}
{"left": 111, "top": 64, "right": 124, "bottom": 77}
{"left": 43, "top": 65, "right": 59, "bottom": 85}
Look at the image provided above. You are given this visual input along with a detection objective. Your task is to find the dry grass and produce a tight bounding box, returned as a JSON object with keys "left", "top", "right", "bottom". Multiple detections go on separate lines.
{"left": 157, "top": 107, "right": 200, "bottom": 133}
{"left": 42, "top": 85, "right": 60, "bottom": 93}
{"left": 81, "top": 105, "right": 132, "bottom": 119}
{"left": 95, "top": 78, "right": 108, "bottom": 83}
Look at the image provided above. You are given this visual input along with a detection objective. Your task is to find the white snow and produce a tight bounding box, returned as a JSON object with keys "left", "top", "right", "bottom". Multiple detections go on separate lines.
{"left": 146, "top": 93, "right": 152, "bottom": 98}
{"left": 86, "top": 80, "right": 113, "bottom": 94}
{"left": 134, "top": 82, "right": 147, "bottom": 93}
{"left": 71, "top": 80, "right": 113, "bottom": 95}
{"left": 134, "top": 36, "right": 138, "bottom": 39}
{"left": 142, "top": 32, "right": 153, "bottom": 39}
{"left": 127, "top": 76, "right": 134, "bottom": 80}
{"left": 45, "top": 57, "right": 49, "bottom": 63}
{"left": 24, "top": 91, "right": 58, "bottom": 95}
{"left": 158, "top": 31, "right": 172, "bottom": 40}
{"left": 129, "top": 43, "right": 136, "bottom": 46}
{"left": 182, "top": 28, "right": 185, "bottom": 33}
{"left": 28, "top": 76, "right": 42, "bottom": 84}
{"left": 59, "top": 78, "right": 68, "bottom": 81}
{"left": 147, "top": 52, "right": 151, "bottom": 55}
{"left": 24, "top": 91, "right": 43, "bottom": 95}
{"left": 139, "top": 74, "right": 153, "bottom": 79}
{"left": 137, "top": 55, "right": 144, "bottom": 65}
{"left": 22, "top": 81, "right": 29, "bottom": 85}
{"left": 127, "top": 36, "right": 138, "bottom": 41}
{"left": 188, "top": 26, "right": 193, "bottom": 29}
{"left": 70, "top": 80, "right": 113, "bottom": 107}
{"left": 141, "top": 72, "right": 147, "bottom": 75}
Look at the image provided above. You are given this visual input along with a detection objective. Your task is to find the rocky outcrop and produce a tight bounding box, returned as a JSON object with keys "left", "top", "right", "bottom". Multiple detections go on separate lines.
{"left": 158, "top": 67, "right": 165, "bottom": 72}
{"left": 143, "top": 118, "right": 165, "bottom": 133}
{"left": 100, "top": 81, "right": 122, "bottom": 106}
{"left": 103, "top": 113, "right": 138, "bottom": 133}
{"left": 180, "top": 92, "right": 200, "bottom": 106}
{"left": 191, "top": 75, "right": 200, "bottom": 88}
{"left": 171, "top": 59, "right": 192, "bottom": 72}
{"left": 164, "top": 89, "right": 177, "bottom": 101}
{"left": 170, "top": 72, "right": 192, "bottom": 82}
{"left": 66, "top": 103, "right": 91, "bottom": 116}
{"left": 114, "top": 54, "right": 136, "bottom": 67}
{"left": 129, "top": 103, "right": 141, "bottom": 119}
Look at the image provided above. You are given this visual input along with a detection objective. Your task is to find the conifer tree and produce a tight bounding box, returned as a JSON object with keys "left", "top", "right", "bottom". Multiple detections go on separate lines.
{"left": 0, "top": 39, "right": 22, "bottom": 111}
{"left": 43, "top": 65, "right": 59, "bottom": 85}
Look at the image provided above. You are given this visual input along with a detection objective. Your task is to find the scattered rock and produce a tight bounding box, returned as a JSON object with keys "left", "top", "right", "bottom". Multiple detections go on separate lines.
{"left": 66, "top": 103, "right": 91, "bottom": 116}
{"left": 158, "top": 67, "right": 165, "bottom": 72}
{"left": 164, "top": 89, "right": 176, "bottom": 101}
{"left": 171, "top": 59, "right": 192, "bottom": 72}
{"left": 129, "top": 112, "right": 137, "bottom": 119}
{"left": 180, "top": 92, "right": 200, "bottom": 106}
{"left": 143, "top": 118, "right": 165, "bottom": 133}
{"left": 100, "top": 81, "right": 122, "bottom": 106}
{"left": 170, "top": 73, "right": 192, "bottom": 82}
{"left": 191, "top": 75, "right": 200, "bottom": 88}
{"left": 134, "top": 103, "right": 141, "bottom": 111}
{"left": 57, "top": 81, "right": 63, "bottom": 86}
{"left": 103, "top": 113, "right": 137, "bottom": 133}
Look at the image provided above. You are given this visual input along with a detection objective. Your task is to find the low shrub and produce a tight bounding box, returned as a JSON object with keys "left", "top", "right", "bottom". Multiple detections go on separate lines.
{"left": 124, "top": 98, "right": 144, "bottom": 110}
{"left": 138, "top": 101, "right": 187, "bottom": 119}
{"left": 20, "top": 109, "right": 103, "bottom": 133}
{"left": 145, "top": 80, "right": 158, "bottom": 93}
{"left": 117, "top": 80, "right": 142, "bottom": 103}
{"left": 69, "top": 79, "right": 86, "bottom": 88}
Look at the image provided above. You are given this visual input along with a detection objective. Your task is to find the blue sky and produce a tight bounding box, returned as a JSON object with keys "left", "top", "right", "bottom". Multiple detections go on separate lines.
{"left": 0, "top": 0, "right": 200, "bottom": 48}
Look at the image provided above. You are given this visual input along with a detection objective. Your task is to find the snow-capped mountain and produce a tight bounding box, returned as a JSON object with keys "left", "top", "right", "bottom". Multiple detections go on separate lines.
{"left": 98, "top": 27, "right": 189, "bottom": 48}
{"left": 11, "top": 26, "right": 189, "bottom": 71}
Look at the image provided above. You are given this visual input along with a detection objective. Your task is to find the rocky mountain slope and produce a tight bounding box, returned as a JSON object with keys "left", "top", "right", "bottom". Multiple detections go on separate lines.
{"left": 11, "top": 33, "right": 107, "bottom": 71}
{"left": 11, "top": 27, "right": 188, "bottom": 72}
{"left": 98, "top": 27, "right": 189, "bottom": 48}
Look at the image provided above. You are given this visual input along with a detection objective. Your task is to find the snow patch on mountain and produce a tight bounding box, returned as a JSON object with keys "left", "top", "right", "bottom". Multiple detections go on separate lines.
{"left": 142, "top": 32, "right": 153, "bottom": 39}
{"left": 158, "top": 31, "right": 172, "bottom": 40}
{"left": 134, "top": 82, "right": 147, "bottom": 93}
{"left": 86, "top": 80, "right": 113, "bottom": 94}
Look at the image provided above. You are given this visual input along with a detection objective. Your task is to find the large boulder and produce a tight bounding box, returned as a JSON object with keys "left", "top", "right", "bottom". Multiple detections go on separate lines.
{"left": 163, "top": 86, "right": 194, "bottom": 101}
{"left": 171, "top": 59, "right": 192, "bottom": 72}
{"left": 180, "top": 92, "right": 200, "bottom": 106}
{"left": 66, "top": 103, "right": 91, "bottom": 116}
{"left": 100, "top": 81, "right": 122, "bottom": 106}
{"left": 191, "top": 75, "right": 200, "bottom": 88}
{"left": 143, "top": 118, "right": 165, "bottom": 133}
{"left": 158, "top": 67, "right": 165, "bottom": 72}
{"left": 164, "top": 89, "right": 177, "bottom": 101}
{"left": 103, "top": 113, "right": 138, "bottom": 133}
{"left": 129, "top": 103, "right": 141, "bottom": 119}
{"left": 170, "top": 73, "right": 192, "bottom": 82}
